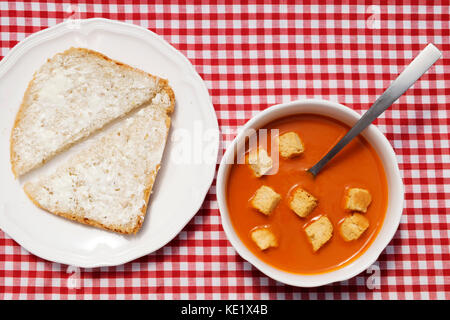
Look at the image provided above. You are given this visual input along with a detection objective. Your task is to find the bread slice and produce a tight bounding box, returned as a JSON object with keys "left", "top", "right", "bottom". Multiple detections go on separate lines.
{"left": 23, "top": 87, "right": 175, "bottom": 234}
{"left": 11, "top": 47, "right": 169, "bottom": 177}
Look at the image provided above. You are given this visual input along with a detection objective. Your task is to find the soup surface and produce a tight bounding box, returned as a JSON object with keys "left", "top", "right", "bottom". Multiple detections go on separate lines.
{"left": 226, "top": 114, "right": 388, "bottom": 274}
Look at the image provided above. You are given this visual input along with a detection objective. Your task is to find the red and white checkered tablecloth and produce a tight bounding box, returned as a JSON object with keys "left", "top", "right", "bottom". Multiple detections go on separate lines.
{"left": 0, "top": 1, "right": 449, "bottom": 300}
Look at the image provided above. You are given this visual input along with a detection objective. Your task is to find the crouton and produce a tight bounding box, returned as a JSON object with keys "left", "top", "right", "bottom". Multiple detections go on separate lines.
{"left": 340, "top": 213, "right": 370, "bottom": 241}
{"left": 304, "top": 216, "right": 333, "bottom": 252}
{"left": 247, "top": 148, "right": 273, "bottom": 177}
{"left": 345, "top": 188, "right": 372, "bottom": 212}
{"left": 288, "top": 187, "right": 318, "bottom": 218}
{"left": 250, "top": 185, "right": 281, "bottom": 215}
{"left": 278, "top": 132, "right": 305, "bottom": 158}
{"left": 250, "top": 227, "right": 278, "bottom": 250}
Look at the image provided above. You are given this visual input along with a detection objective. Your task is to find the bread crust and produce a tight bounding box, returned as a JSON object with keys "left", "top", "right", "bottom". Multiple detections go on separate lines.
{"left": 10, "top": 47, "right": 171, "bottom": 178}
{"left": 131, "top": 88, "right": 173, "bottom": 234}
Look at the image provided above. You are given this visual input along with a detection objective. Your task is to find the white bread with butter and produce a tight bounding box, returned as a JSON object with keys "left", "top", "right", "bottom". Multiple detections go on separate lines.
{"left": 11, "top": 47, "right": 168, "bottom": 177}
{"left": 23, "top": 87, "right": 175, "bottom": 234}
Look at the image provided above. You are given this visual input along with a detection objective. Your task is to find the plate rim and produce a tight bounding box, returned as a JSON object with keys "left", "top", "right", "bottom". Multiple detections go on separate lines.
{"left": 0, "top": 18, "right": 219, "bottom": 268}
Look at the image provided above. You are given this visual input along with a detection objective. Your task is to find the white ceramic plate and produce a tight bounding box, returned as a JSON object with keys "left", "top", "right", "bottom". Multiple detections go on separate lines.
{"left": 217, "top": 99, "right": 404, "bottom": 287}
{"left": 0, "top": 18, "right": 219, "bottom": 267}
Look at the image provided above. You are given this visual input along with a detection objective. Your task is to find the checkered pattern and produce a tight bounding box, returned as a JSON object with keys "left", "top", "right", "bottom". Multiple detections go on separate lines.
{"left": 0, "top": 1, "right": 449, "bottom": 300}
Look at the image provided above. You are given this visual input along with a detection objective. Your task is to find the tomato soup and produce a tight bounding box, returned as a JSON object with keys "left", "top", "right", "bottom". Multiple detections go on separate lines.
{"left": 226, "top": 114, "right": 388, "bottom": 274}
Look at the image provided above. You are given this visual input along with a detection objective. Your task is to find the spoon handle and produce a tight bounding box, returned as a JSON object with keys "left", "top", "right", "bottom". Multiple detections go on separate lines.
{"left": 308, "top": 43, "right": 442, "bottom": 176}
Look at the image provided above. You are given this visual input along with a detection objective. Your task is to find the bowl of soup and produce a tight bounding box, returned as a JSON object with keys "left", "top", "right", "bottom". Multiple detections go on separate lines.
{"left": 216, "top": 99, "right": 404, "bottom": 287}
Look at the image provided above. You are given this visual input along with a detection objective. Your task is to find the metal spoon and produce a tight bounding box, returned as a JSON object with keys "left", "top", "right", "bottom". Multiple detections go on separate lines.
{"left": 308, "top": 43, "right": 442, "bottom": 177}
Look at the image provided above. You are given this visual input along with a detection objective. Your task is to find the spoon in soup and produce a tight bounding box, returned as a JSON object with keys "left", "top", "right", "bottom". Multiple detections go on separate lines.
{"left": 308, "top": 43, "right": 442, "bottom": 177}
